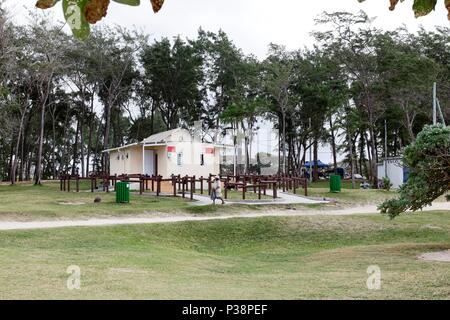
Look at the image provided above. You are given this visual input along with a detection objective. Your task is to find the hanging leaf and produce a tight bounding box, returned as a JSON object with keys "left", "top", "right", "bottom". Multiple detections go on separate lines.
{"left": 63, "top": 0, "right": 91, "bottom": 40}
{"left": 150, "top": 0, "right": 164, "bottom": 13}
{"left": 389, "top": 0, "right": 401, "bottom": 10}
{"left": 413, "top": 0, "right": 437, "bottom": 17}
{"left": 84, "top": 0, "right": 111, "bottom": 24}
{"left": 446, "top": 0, "right": 450, "bottom": 19}
{"left": 112, "top": 0, "right": 140, "bottom": 5}
{"left": 35, "top": 0, "right": 61, "bottom": 9}
{"left": 358, "top": 0, "right": 448, "bottom": 20}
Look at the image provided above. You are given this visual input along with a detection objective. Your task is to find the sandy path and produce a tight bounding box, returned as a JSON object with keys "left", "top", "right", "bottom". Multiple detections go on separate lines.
{"left": 419, "top": 250, "right": 450, "bottom": 262}
{"left": 0, "top": 202, "right": 449, "bottom": 231}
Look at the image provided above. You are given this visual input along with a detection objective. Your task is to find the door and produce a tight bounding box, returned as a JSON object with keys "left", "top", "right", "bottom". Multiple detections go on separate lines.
{"left": 144, "top": 150, "right": 155, "bottom": 176}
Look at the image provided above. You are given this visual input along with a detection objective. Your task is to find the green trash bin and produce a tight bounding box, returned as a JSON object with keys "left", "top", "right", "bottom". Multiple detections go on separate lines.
{"left": 116, "top": 182, "right": 130, "bottom": 203}
{"left": 330, "top": 175, "right": 342, "bottom": 193}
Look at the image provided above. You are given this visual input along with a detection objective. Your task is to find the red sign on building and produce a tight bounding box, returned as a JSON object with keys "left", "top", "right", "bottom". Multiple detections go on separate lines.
{"left": 205, "top": 147, "right": 215, "bottom": 155}
{"left": 167, "top": 146, "right": 176, "bottom": 153}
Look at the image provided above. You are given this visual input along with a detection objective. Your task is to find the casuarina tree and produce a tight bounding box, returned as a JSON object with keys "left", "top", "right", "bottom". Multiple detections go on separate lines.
{"left": 379, "top": 124, "right": 450, "bottom": 218}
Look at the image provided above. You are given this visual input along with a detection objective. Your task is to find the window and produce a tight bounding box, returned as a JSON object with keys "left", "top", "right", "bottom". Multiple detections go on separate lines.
{"left": 177, "top": 153, "right": 183, "bottom": 166}
{"left": 200, "top": 154, "right": 205, "bottom": 166}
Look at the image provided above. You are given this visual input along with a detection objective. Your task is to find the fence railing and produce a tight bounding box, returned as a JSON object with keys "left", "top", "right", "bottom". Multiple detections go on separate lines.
{"left": 59, "top": 173, "right": 308, "bottom": 201}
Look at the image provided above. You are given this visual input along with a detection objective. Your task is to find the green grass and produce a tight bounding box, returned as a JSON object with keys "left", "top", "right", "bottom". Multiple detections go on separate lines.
{"left": 285, "top": 181, "right": 397, "bottom": 206}
{"left": 0, "top": 182, "right": 191, "bottom": 221}
{"left": 309, "top": 180, "right": 356, "bottom": 189}
{"left": 0, "top": 181, "right": 442, "bottom": 221}
{"left": 0, "top": 211, "right": 449, "bottom": 299}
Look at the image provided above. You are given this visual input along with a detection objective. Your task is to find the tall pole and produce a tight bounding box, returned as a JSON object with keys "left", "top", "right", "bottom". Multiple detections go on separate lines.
{"left": 282, "top": 108, "right": 286, "bottom": 176}
{"left": 309, "top": 118, "right": 312, "bottom": 183}
{"left": 433, "top": 82, "right": 437, "bottom": 125}
{"left": 384, "top": 119, "right": 388, "bottom": 179}
{"left": 233, "top": 124, "right": 237, "bottom": 177}
{"left": 437, "top": 99, "right": 447, "bottom": 126}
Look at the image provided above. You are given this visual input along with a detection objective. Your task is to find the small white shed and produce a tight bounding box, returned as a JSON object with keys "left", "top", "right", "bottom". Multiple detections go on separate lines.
{"left": 377, "top": 157, "right": 410, "bottom": 189}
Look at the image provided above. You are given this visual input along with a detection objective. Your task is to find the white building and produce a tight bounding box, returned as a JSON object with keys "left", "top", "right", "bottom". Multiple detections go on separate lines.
{"left": 104, "top": 128, "right": 227, "bottom": 179}
{"left": 377, "top": 157, "right": 409, "bottom": 189}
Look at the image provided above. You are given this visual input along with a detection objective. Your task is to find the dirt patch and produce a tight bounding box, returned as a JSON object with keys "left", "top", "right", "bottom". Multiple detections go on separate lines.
{"left": 58, "top": 201, "right": 86, "bottom": 206}
{"left": 108, "top": 268, "right": 147, "bottom": 274}
{"left": 419, "top": 250, "right": 450, "bottom": 262}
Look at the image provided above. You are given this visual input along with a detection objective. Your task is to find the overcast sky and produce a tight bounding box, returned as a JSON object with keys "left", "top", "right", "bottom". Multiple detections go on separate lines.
{"left": 7, "top": 0, "right": 449, "bottom": 59}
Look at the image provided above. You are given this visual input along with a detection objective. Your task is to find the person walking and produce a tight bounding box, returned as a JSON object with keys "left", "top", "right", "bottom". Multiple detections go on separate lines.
{"left": 211, "top": 176, "right": 225, "bottom": 205}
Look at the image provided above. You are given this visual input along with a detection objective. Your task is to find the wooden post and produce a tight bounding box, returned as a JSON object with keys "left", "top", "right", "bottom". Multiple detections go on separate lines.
{"left": 293, "top": 178, "right": 296, "bottom": 194}
{"left": 273, "top": 182, "right": 277, "bottom": 199}
{"left": 182, "top": 177, "right": 186, "bottom": 198}
{"left": 258, "top": 185, "right": 262, "bottom": 200}
{"left": 242, "top": 185, "right": 246, "bottom": 200}
{"left": 156, "top": 176, "right": 161, "bottom": 196}
{"left": 151, "top": 175, "right": 155, "bottom": 192}
{"left": 200, "top": 176, "right": 204, "bottom": 195}
{"left": 91, "top": 176, "right": 94, "bottom": 193}
{"left": 304, "top": 178, "right": 308, "bottom": 196}
{"left": 76, "top": 175, "right": 79, "bottom": 193}
{"left": 173, "top": 176, "right": 177, "bottom": 197}
{"left": 224, "top": 181, "right": 228, "bottom": 200}
{"left": 208, "top": 177, "right": 212, "bottom": 196}
{"left": 68, "top": 176, "right": 71, "bottom": 192}
{"left": 190, "top": 177, "right": 194, "bottom": 200}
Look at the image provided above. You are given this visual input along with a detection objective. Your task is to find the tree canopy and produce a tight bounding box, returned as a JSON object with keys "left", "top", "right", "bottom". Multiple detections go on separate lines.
{"left": 1, "top": 6, "right": 449, "bottom": 191}
{"left": 379, "top": 124, "right": 450, "bottom": 218}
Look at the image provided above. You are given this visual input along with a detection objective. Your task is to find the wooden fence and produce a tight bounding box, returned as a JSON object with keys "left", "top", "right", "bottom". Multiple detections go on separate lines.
{"left": 59, "top": 173, "right": 308, "bottom": 201}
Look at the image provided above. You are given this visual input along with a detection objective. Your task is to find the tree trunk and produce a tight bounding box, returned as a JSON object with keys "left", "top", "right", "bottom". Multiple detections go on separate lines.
{"left": 10, "top": 110, "right": 26, "bottom": 184}
{"left": 329, "top": 116, "right": 338, "bottom": 174}
{"left": 282, "top": 110, "right": 286, "bottom": 175}
{"left": 369, "top": 127, "right": 378, "bottom": 188}
{"left": 86, "top": 95, "right": 94, "bottom": 177}
{"left": 103, "top": 102, "right": 112, "bottom": 174}
{"left": 313, "top": 137, "right": 319, "bottom": 182}
{"left": 34, "top": 101, "right": 46, "bottom": 185}
{"left": 71, "top": 117, "right": 80, "bottom": 176}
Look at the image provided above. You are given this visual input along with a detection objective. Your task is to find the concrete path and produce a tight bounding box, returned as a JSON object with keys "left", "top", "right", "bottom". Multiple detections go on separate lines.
{"left": 0, "top": 202, "right": 449, "bottom": 231}
{"left": 191, "top": 191, "right": 327, "bottom": 206}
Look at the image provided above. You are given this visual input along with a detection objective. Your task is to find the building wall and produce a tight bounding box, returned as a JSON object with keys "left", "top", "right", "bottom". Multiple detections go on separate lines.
{"left": 377, "top": 158, "right": 404, "bottom": 189}
{"left": 109, "top": 146, "right": 143, "bottom": 176}
{"left": 108, "top": 129, "right": 221, "bottom": 178}
{"left": 162, "top": 141, "right": 220, "bottom": 178}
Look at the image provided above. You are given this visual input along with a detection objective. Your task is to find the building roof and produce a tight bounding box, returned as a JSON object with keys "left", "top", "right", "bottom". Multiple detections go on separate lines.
{"left": 103, "top": 128, "right": 232, "bottom": 153}
{"left": 142, "top": 128, "right": 182, "bottom": 145}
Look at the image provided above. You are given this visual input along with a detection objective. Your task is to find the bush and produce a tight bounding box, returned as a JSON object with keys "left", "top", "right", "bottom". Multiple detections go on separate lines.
{"left": 381, "top": 177, "right": 393, "bottom": 191}
{"left": 379, "top": 124, "right": 450, "bottom": 218}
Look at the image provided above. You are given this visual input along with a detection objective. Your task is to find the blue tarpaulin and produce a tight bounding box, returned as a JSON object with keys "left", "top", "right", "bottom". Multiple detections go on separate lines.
{"left": 304, "top": 160, "right": 329, "bottom": 169}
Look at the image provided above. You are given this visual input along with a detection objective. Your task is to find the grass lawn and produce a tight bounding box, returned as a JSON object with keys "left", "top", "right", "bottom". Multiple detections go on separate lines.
{"left": 0, "top": 211, "right": 449, "bottom": 299}
{"left": 304, "top": 188, "right": 396, "bottom": 205}
{"left": 0, "top": 182, "right": 192, "bottom": 221}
